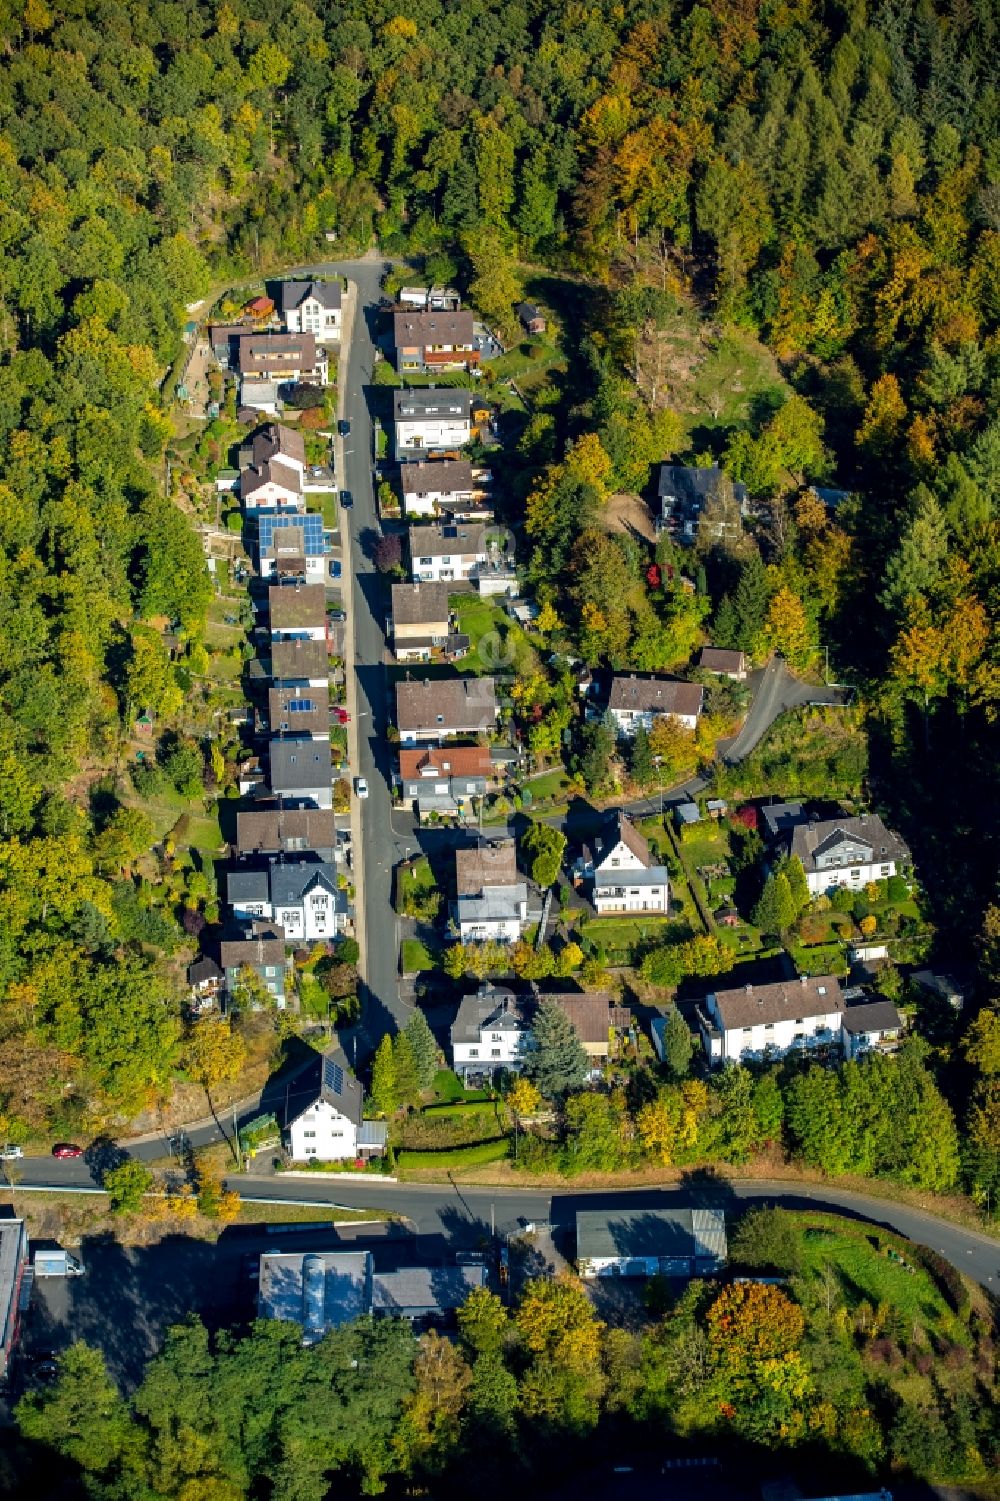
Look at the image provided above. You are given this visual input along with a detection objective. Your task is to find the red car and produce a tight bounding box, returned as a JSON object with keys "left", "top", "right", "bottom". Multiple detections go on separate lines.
{"left": 332, "top": 708, "right": 351, "bottom": 724}
{"left": 51, "top": 1143, "right": 83, "bottom": 1159}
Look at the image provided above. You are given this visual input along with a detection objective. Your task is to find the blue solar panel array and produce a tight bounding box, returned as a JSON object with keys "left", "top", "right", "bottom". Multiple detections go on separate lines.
{"left": 258, "top": 511, "right": 327, "bottom": 555}
{"left": 287, "top": 698, "right": 315, "bottom": 713}
{"left": 323, "top": 1058, "right": 345, "bottom": 1096}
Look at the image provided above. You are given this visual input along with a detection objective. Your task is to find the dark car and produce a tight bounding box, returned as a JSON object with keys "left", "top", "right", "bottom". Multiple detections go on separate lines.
{"left": 338, "top": 419, "right": 350, "bottom": 437}
{"left": 51, "top": 1143, "right": 83, "bottom": 1159}
{"left": 340, "top": 490, "right": 353, "bottom": 508}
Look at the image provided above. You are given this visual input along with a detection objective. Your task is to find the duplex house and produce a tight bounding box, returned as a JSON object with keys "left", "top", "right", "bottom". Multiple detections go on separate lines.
{"left": 409, "top": 521, "right": 487, "bottom": 583}
{"left": 279, "top": 279, "right": 342, "bottom": 340}
{"left": 591, "top": 812, "right": 669, "bottom": 915}
{"left": 268, "top": 582, "right": 328, "bottom": 642}
{"left": 390, "top": 581, "right": 451, "bottom": 661}
{"left": 608, "top": 675, "right": 704, "bottom": 734}
{"left": 219, "top": 922, "right": 288, "bottom": 1007}
{"left": 227, "top": 856, "right": 345, "bottom": 941}
{"left": 395, "top": 675, "right": 498, "bottom": 745}
{"left": 451, "top": 986, "right": 532, "bottom": 1080}
{"left": 269, "top": 738, "right": 333, "bottom": 809}
{"left": 268, "top": 681, "right": 330, "bottom": 739}
{"left": 700, "top": 974, "right": 845, "bottom": 1064}
{"left": 400, "top": 459, "right": 476, "bottom": 518}
{"left": 392, "top": 308, "right": 478, "bottom": 372}
{"left": 285, "top": 1053, "right": 387, "bottom": 1162}
{"left": 238, "top": 332, "right": 327, "bottom": 387}
{"left": 236, "top": 806, "right": 337, "bottom": 861}
{"left": 241, "top": 459, "right": 303, "bottom": 513}
{"left": 393, "top": 388, "right": 473, "bottom": 453}
{"left": 257, "top": 512, "right": 328, "bottom": 582}
{"left": 398, "top": 745, "right": 491, "bottom": 819}
{"left": 657, "top": 464, "right": 748, "bottom": 545}
{"left": 269, "top": 636, "right": 329, "bottom": 686}
{"left": 789, "top": 813, "right": 911, "bottom": 897}
{"left": 452, "top": 838, "right": 528, "bottom": 944}
{"left": 698, "top": 646, "right": 748, "bottom": 680}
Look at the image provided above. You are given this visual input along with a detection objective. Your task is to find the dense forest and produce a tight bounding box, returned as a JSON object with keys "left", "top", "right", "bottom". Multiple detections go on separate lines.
{"left": 0, "top": 0, "right": 998, "bottom": 1164}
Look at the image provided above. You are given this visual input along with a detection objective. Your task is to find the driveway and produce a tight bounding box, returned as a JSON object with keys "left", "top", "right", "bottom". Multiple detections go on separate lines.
{"left": 721, "top": 656, "right": 851, "bottom": 764}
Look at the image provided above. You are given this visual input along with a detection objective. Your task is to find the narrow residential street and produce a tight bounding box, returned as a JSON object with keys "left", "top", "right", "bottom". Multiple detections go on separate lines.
{"left": 319, "top": 258, "right": 413, "bottom": 1054}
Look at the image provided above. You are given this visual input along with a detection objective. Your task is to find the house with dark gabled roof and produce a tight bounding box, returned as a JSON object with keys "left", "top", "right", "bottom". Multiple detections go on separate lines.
{"left": 268, "top": 738, "right": 333, "bottom": 808}
{"left": 398, "top": 745, "right": 492, "bottom": 818}
{"left": 227, "top": 856, "right": 346, "bottom": 942}
{"left": 240, "top": 458, "right": 304, "bottom": 513}
{"left": 269, "top": 636, "right": 329, "bottom": 686}
{"left": 698, "top": 646, "right": 748, "bottom": 680}
{"left": 279, "top": 279, "right": 342, "bottom": 340}
{"left": 657, "top": 464, "right": 748, "bottom": 545}
{"left": 400, "top": 459, "right": 477, "bottom": 519}
{"left": 392, "top": 308, "right": 477, "bottom": 373}
{"left": 608, "top": 675, "right": 703, "bottom": 734}
{"left": 268, "top": 682, "right": 330, "bottom": 739}
{"left": 394, "top": 675, "right": 497, "bottom": 745}
{"left": 515, "top": 302, "right": 546, "bottom": 335}
{"left": 591, "top": 811, "right": 669, "bottom": 915}
{"left": 409, "top": 521, "right": 487, "bottom": 584}
{"left": 187, "top": 956, "right": 223, "bottom": 1005}
{"left": 393, "top": 388, "right": 474, "bottom": 453}
{"left": 789, "top": 813, "right": 911, "bottom": 897}
{"left": 284, "top": 1050, "right": 386, "bottom": 1162}
{"left": 235, "top": 806, "right": 337, "bottom": 860}
{"left": 268, "top": 582, "right": 327, "bottom": 640}
{"left": 219, "top": 921, "right": 288, "bottom": 1008}
{"left": 452, "top": 838, "right": 528, "bottom": 943}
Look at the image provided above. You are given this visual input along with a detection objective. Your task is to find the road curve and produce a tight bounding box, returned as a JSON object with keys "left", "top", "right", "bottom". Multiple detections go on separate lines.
{"left": 228, "top": 1173, "right": 1000, "bottom": 1291}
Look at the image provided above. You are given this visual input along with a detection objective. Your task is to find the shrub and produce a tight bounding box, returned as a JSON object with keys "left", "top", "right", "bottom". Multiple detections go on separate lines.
{"left": 909, "top": 1243, "right": 971, "bottom": 1321}
{"left": 887, "top": 874, "right": 909, "bottom": 903}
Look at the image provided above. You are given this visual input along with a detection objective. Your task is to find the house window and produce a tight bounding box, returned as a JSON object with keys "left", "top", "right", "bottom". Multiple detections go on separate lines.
{"left": 305, "top": 1146, "right": 316, "bottom": 1155}
{"left": 468, "top": 1048, "right": 479, "bottom": 1058}
{"left": 764, "top": 1023, "right": 774, "bottom": 1032}
{"left": 742, "top": 1027, "right": 752, "bottom": 1036}
{"left": 880, "top": 865, "right": 890, "bottom": 876}
{"left": 303, "top": 1130, "right": 316, "bottom": 1139}
{"left": 491, "top": 1033, "right": 503, "bottom": 1042}
{"left": 491, "top": 1049, "right": 501, "bottom": 1058}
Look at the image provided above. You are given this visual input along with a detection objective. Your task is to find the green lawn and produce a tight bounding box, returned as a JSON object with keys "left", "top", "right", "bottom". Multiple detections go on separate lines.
{"left": 186, "top": 810, "right": 224, "bottom": 853}
{"left": 521, "top": 769, "right": 571, "bottom": 806}
{"left": 430, "top": 1069, "right": 492, "bottom": 1104}
{"left": 401, "top": 938, "right": 439, "bottom": 973}
{"left": 395, "top": 856, "right": 437, "bottom": 915}
{"left": 795, "top": 1215, "right": 953, "bottom": 1326}
{"left": 307, "top": 491, "right": 337, "bottom": 528}
{"left": 689, "top": 327, "right": 790, "bottom": 434}
{"left": 448, "top": 594, "right": 526, "bottom": 675}
{"left": 422, "top": 1100, "right": 502, "bottom": 1120}
{"left": 580, "top": 913, "right": 674, "bottom": 962}
{"left": 297, "top": 972, "right": 329, "bottom": 1021}
{"left": 396, "top": 1138, "right": 510, "bottom": 1172}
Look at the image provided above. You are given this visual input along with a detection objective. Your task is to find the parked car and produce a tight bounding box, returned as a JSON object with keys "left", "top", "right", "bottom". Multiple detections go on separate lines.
{"left": 0, "top": 1145, "right": 23, "bottom": 1160}
{"left": 338, "top": 419, "right": 350, "bottom": 437}
{"left": 332, "top": 707, "right": 351, "bottom": 724}
{"left": 329, "top": 560, "right": 342, "bottom": 579}
{"left": 354, "top": 777, "right": 369, "bottom": 799}
{"left": 340, "top": 490, "right": 353, "bottom": 508}
{"left": 328, "top": 608, "right": 346, "bottom": 622}
{"left": 51, "top": 1144, "right": 82, "bottom": 1159}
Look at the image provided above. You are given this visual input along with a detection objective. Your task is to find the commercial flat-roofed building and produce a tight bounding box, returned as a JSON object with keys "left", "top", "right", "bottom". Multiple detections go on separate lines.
{"left": 0, "top": 1219, "right": 29, "bottom": 1381}
{"left": 576, "top": 1207, "right": 727, "bottom": 1279}
{"left": 372, "top": 1264, "right": 487, "bottom": 1322}
{"left": 258, "top": 1250, "right": 372, "bottom": 1342}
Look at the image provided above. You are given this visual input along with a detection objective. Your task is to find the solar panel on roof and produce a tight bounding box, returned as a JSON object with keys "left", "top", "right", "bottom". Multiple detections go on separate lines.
{"left": 323, "top": 1059, "right": 345, "bottom": 1095}
{"left": 287, "top": 699, "right": 314, "bottom": 713}
{"left": 259, "top": 512, "right": 326, "bottom": 554}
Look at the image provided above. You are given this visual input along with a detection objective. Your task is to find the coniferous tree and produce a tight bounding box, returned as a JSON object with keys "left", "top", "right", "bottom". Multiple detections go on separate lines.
{"left": 370, "top": 1034, "right": 398, "bottom": 1117}
{"left": 524, "top": 1000, "right": 589, "bottom": 1099}
{"left": 404, "top": 1009, "right": 439, "bottom": 1091}
{"left": 661, "top": 1005, "right": 693, "bottom": 1079}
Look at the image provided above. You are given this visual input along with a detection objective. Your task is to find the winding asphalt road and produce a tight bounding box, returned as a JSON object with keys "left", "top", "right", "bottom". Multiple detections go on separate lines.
{"left": 10, "top": 1153, "right": 999, "bottom": 1291}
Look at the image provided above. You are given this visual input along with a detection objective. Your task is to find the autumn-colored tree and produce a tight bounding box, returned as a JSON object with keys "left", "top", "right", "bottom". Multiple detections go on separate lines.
{"left": 856, "top": 373, "right": 907, "bottom": 457}
{"left": 761, "top": 586, "right": 815, "bottom": 668}
{"left": 706, "top": 1281, "right": 806, "bottom": 1370}
{"left": 398, "top": 1331, "right": 472, "bottom": 1472}
{"left": 183, "top": 1018, "right": 246, "bottom": 1094}
{"left": 506, "top": 1075, "right": 542, "bottom": 1121}
{"left": 457, "top": 1286, "right": 509, "bottom": 1356}
{"left": 964, "top": 1009, "right": 1000, "bottom": 1077}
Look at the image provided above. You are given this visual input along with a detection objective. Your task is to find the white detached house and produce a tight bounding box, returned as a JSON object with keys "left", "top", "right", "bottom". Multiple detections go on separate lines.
{"left": 789, "top": 814, "right": 911, "bottom": 897}
{"left": 591, "top": 812, "right": 669, "bottom": 915}
{"left": 699, "top": 975, "right": 845, "bottom": 1064}
{"left": 286, "top": 1054, "right": 387, "bottom": 1162}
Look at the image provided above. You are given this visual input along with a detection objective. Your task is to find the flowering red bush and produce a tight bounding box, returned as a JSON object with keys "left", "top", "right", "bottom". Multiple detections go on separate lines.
{"left": 731, "top": 804, "right": 759, "bottom": 831}
{"left": 646, "top": 563, "right": 661, "bottom": 589}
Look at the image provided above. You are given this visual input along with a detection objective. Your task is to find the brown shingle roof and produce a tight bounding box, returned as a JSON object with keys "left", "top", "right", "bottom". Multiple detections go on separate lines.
{"left": 235, "top": 807, "right": 337, "bottom": 857}
{"left": 268, "top": 682, "right": 330, "bottom": 737}
{"left": 391, "top": 582, "right": 450, "bottom": 629}
{"left": 608, "top": 675, "right": 703, "bottom": 719}
{"left": 399, "top": 746, "right": 492, "bottom": 780}
{"left": 400, "top": 460, "right": 474, "bottom": 496}
{"left": 455, "top": 839, "right": 518, "bottom": 896}
{"left": 394, "top": 675, "right": 497, "bottom": 734}
{"left": 548, "top": 993, "right": 632, "bottom": 1045}
{"left": 408, "top": 521, "right": 487, "bottom": 560}
{"left": 393, "top": 309, "right": 475, "bottom": 347}
{"left": 698, "top": 647, "right": 745, "bottom": 673}
{"left": 252, "top": 423, "right": 306, "bottom": 469}
{"left": 269, "top": 638, "right": 329, "bottom": 681}
{"left": 242, "top": 458, "right": 303, "bottom": 499}
{"left": 600, "top": 811, "right": 652, "bottom": 868}
{"left": 219, "top": 926, "right": 287, "bottom": 969}
{"left": 712, "top": 975, "right": 844, "bottom": 1031}
{"left": 268, "top": 583, "right": 326, "bottom": 630}
{"left": 238, "top": 331, "right": 317, "bottom": 374}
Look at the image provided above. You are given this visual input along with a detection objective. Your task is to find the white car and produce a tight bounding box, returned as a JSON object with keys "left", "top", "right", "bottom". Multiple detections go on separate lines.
{"left": 0, "top": 1145, "right": 23, "bottom": 1160}
{"left": 354, "top": 776, "right": 369, "bottom": 799}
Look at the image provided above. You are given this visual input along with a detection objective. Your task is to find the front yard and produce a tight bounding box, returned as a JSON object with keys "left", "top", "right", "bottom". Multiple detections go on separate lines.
{"left": 401, "top": 937, "right": 439, "bottom": 973}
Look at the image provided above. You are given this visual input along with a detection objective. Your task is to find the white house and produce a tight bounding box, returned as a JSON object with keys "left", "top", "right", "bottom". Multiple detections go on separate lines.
{"left": 607, "top": 675, "right": 703, "bottom": 735}
{"left": 790, "top": 814, "right": 911, "bottom": 897}
{"left": 394, "top": 388, "right": 473, "bottom": 453}
{"left": 700, "top": 975, "right": 845, "bottom": 1064}
{"left": 452, "top": 839, "right": 528, "bottom": 943}
{"left": 400, "top": 459, "right": 476, "bottom": 518}
{"left": 409, "top": 521, "right": 487, "bottom": 583}
{"left": 450, "top": 986, "right": 531, "bottom": 1081}
{"left": 257, "top": 513, "right": 329, "bottom": 583}
{"left": 240, "top": 459, "right": 304, "bottom": 513}
{"left": 279, "top": 280, "right": 343, "bottom": 340}
{"left": 841, "top": 996, "right": 906, "bottom": 1058}
{"left": 285, "top": 1054, "right": 387, "bottom": 1163}
{"left": 394, "top": 675, "right": 497, "bottom": 745}
{"left": 227, "top": 856, "right": 345, "bottom": 940}
{"left": 268, "top": 739, "right": 333, "bottom": 809}
{"left": 591, "top": 812, "right": 669, "bottom": 915}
